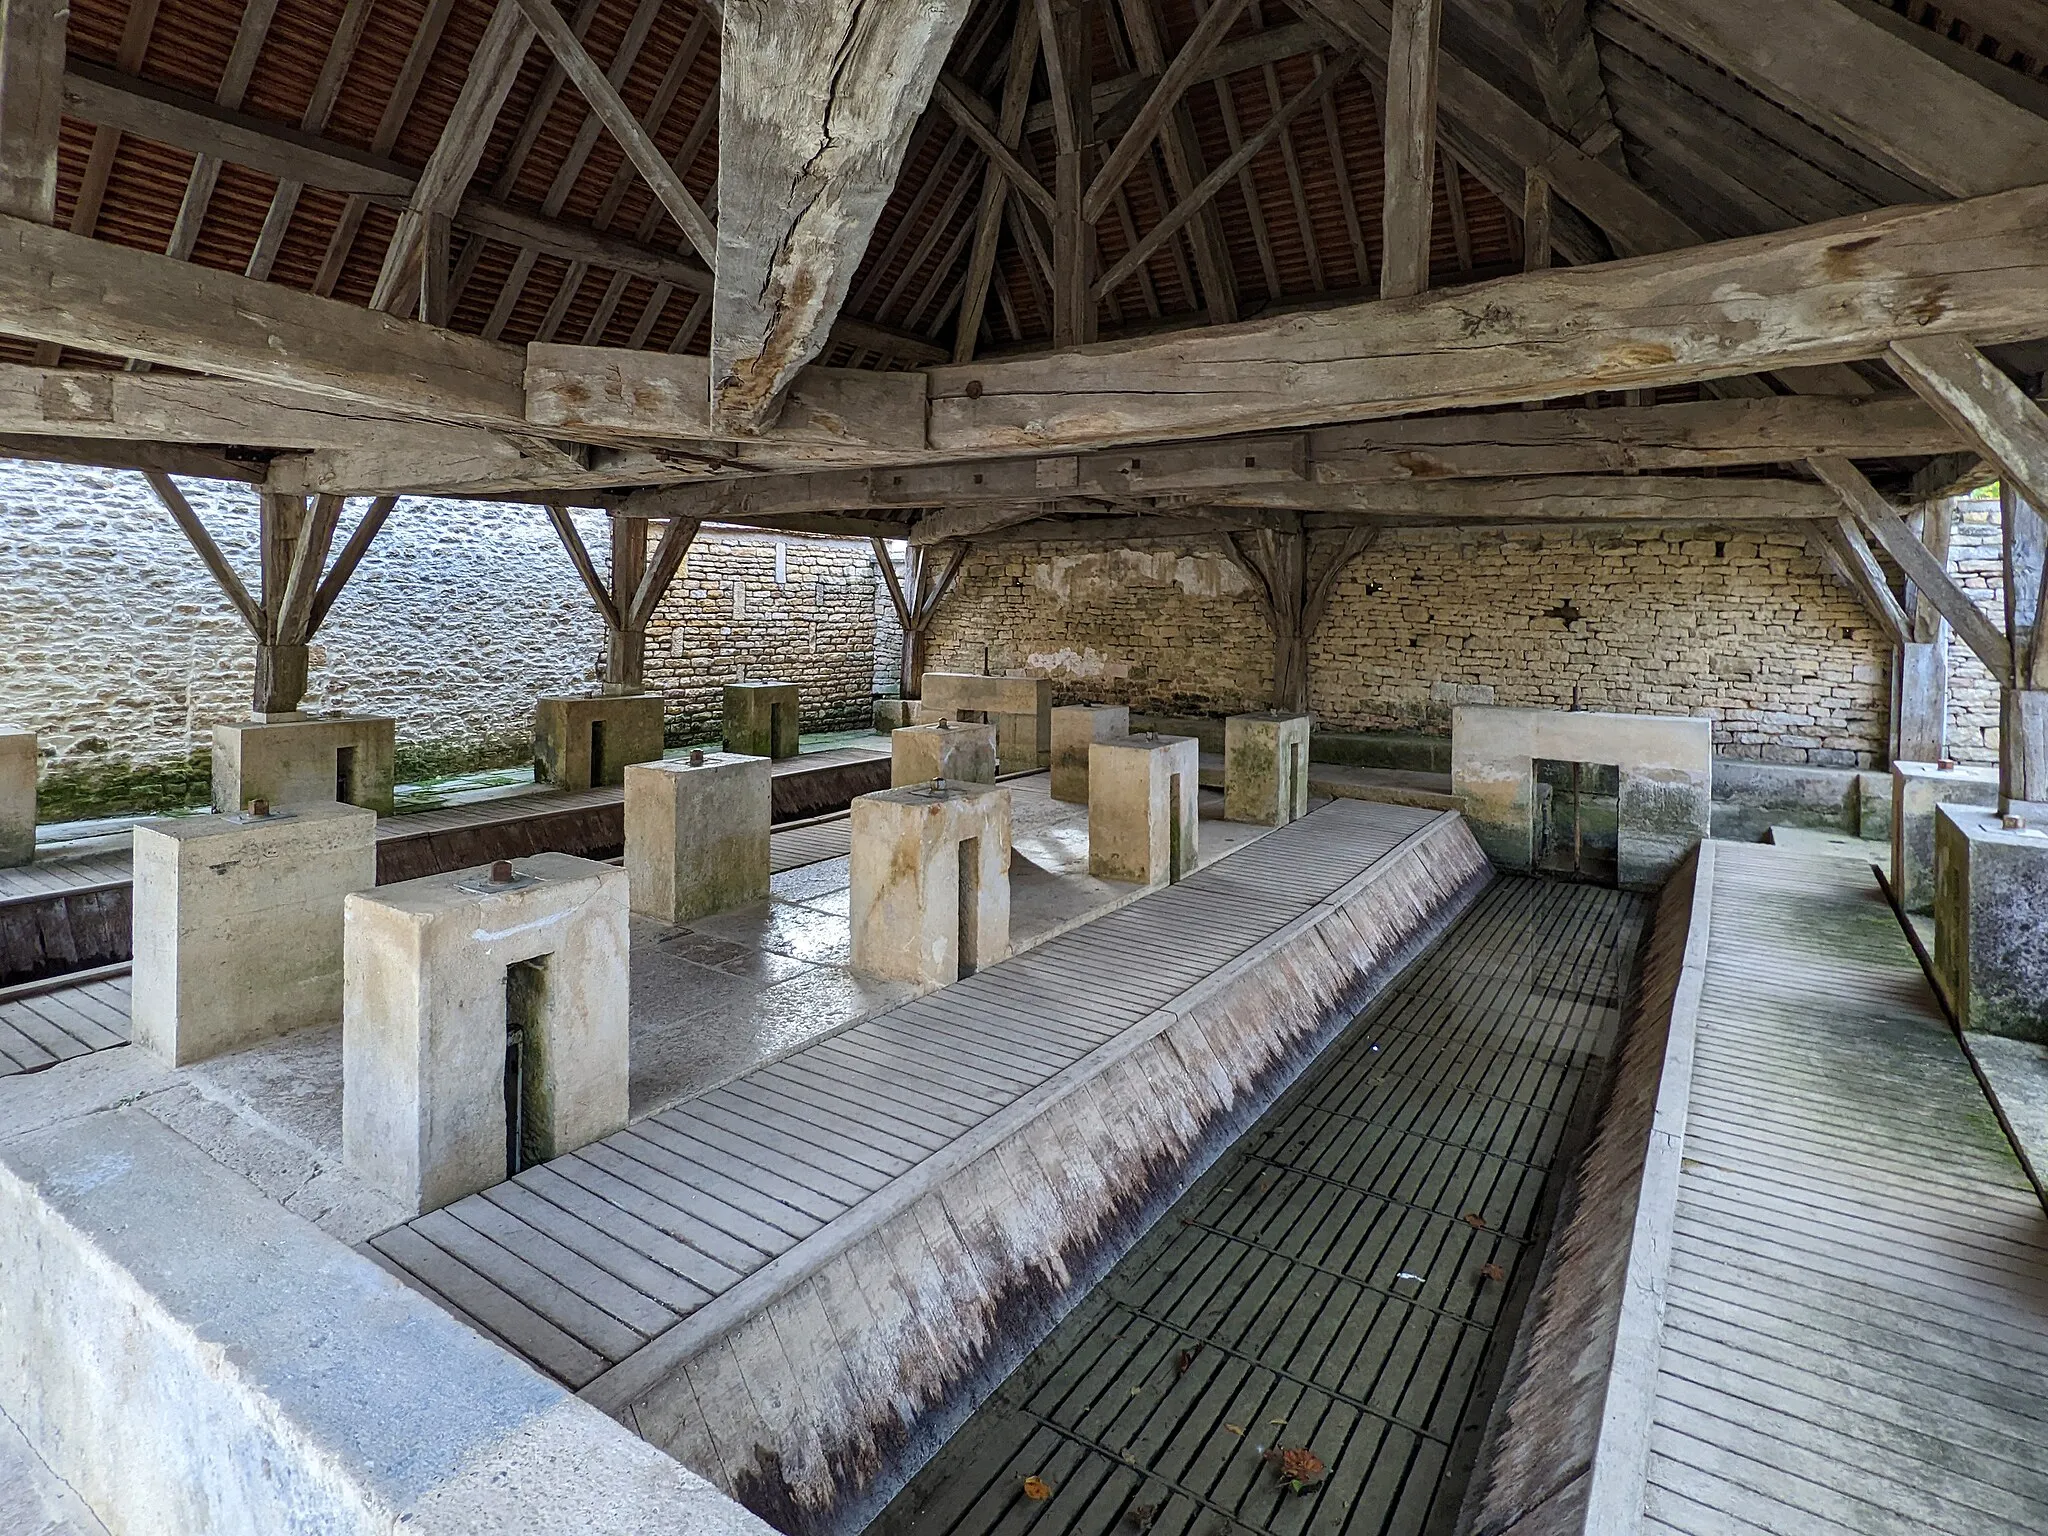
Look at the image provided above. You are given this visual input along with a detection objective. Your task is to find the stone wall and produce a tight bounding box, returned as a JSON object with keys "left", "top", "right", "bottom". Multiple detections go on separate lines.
{"left": 922, "top": 544, "right": 1274, "bottom": 714}
{"left": 923, "top": 524, "right": 1898, "bottom": 768}
{"left": 1946, "top": 490, "right": 2006, "bottom": 765}
{"left": 643, "top": 529, "right": 885, "bottom": 739}
{"left": 0, "top": 461, "right": 887, "bottom": 817}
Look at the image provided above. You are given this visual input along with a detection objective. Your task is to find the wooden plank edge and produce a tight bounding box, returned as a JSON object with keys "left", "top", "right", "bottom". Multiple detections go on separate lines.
{"left": 1579, "top": 838, "right": 1717, "bottom": 1531}
{"left": 575, "top": 805, "right": 1471, "bottom": 1414}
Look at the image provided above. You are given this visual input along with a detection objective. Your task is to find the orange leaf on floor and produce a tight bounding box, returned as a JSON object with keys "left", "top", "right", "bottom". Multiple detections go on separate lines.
{"left": 1023, "top": 1475, "right": 1053, "bottom": 1501}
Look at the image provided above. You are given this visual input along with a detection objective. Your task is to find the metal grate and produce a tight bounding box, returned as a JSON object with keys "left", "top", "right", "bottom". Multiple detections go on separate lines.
{"left": 871, "top": 876, "right": 1646, "bottom": 1536}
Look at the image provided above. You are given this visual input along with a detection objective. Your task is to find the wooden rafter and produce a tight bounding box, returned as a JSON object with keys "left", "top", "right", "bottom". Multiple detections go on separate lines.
{"left": 954, "top": 0, "right": 1044, "bottom": 364}
{"left": 0, "top": 0, "right": 65, "bottom": 222}
{"left": 1377, "top": 0, "right": 1440, "bottom": 298}
{"left": 1084, "top": 0, "right": 1250, "bottom": 223}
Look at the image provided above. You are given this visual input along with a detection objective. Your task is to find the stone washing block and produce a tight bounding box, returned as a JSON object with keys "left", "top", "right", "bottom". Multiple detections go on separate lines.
{"left": 344, "top": 853, "right": 629, "bottom": 1215}
{"left": 919, "top": 672, "right": 1053, "bottom": 771}
{"left": 0, "top": 726, "right": 32, "bottom": 867}
{"left": 849, "top": 783, "right": 1011, "bottom": 988}
{"left": 0, "top": 1110, "right": 777, "bottom": 1536}
{"left": 1050, "top": 704, "right": 1130, "bottom": 804}
{"left": 1451, "top": 705, "right": 1711, "bottom": 889}
{"left": 891, "top": 721, "right": 997, "bottom": 788}
{"left": 1935, "top": 804, "right": 2048, "bottom": 1042}
{"left": 625, "top": 752, "right": 771, "bottom": 924}
{"left": 1224, "top": 712, "right": 1312, "bottom": 826}
{"left": 131, "top": 801, "right": 377, "bottom": 1067}
{"left": 211, "top": 714, "right": 395, "bottom": 815}
{"left": 723, "top": 681, "right": 800, "bottom": 759}
{"left": 1088, "top": 734, "right": 1200, "bottom": 886}
{"left": 1892, "top": 759, "right": 2000, "bottom": 914}
{"left": 534, "top": 692, "right": 665, "bottom": 790}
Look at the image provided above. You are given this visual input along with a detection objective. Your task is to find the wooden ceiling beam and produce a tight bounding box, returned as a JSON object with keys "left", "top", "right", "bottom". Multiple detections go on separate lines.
{"left": 1609, "top": 0, "right": 2048, "bottom": 199}
{"left": 246, "top": 0, "right": 377, "bottom": 283}
{"left": 0, "top": 0, "right": 67, "bottom": 222}
{"left": 953, "top": 1, "right": 1043, "bottom": 365}
{"left": 710, "top": 0, "right": 976, "bottom": 434}
{"left": 1084, "top": 0, "right": 1250, "bottom": 223}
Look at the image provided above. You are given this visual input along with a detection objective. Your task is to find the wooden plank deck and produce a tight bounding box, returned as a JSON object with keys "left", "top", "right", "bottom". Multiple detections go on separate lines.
{"left": 1644, "top": 843, "right": 2048, "bottom": 1536}
{"left": 870, "top": 876, "right": 1648, "bottom": 1536}
{"left": 0, "top": 973, "right": 131, "bottom": 1075}
{"left": 364, "top": 800, "right": 1449, "bottom": 1393}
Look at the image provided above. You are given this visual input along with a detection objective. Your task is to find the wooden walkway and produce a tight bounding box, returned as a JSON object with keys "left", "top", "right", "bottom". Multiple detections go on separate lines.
{"left": 362, "top": 800, "right": 1447, "bottom": 1392}
{"left": 1644, "top": 844, "right": 2048, "bottom": 1536}
{"left": 0, "top": 972, "right": 131, "bottom": 1075}
{"left": 872, "top": 876, "right": 1647, "bottom": 1536}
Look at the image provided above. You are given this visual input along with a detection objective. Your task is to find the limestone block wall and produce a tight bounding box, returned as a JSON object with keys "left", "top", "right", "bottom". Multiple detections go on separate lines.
{"left": 923, "top": 526, "right": 1896, "bottom": 768}
{"left": 921, "top": 544, "right": 1274, "bottom": 715}
{"left": 643, "top": 530, "right": 883, "bottom": 739}
{"left": 1946, "top": 492, "right": 2007, "bottom": 765}
{"left": 0, "top": 462, "right": 888, "bottom": 817}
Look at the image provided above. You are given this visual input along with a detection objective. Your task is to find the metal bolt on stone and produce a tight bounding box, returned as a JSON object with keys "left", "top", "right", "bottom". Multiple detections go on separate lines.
{"left": 690, "top": 749, "right": 706, "bottom": 765}
{"left": 1939, "top": 758, "right": 1958, "bottom": 771}
{"left": 2004, "top": 815, "right": 2027, "bottom": 831}
{"left": 490, "top": 860, "right": 516, "bottom": 884}
{"left": 247, "top": 798, "right": 270, "bottom": 818}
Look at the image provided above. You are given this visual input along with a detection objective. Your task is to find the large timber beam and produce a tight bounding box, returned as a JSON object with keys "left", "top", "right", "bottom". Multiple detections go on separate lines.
{"left": 922, "top": 184, "right": 2048, "bottom": 454}
{"left": 1610, "top": 0, "right": 2048, "bottom": 198}
{"left": 0, "top": 0, "right": 64, "bottom": 222}
{"left": 710, "top": 0, "right": 975, "bottom": 435}
{"left": 1887, "top": 336, "right": 2048, "bottom": 516}
{"left": 1209, "top": 474, "right": 1841, "bottom": 521}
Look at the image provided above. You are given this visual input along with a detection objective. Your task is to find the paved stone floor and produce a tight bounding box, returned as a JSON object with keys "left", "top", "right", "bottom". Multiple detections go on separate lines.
{"left": 869, "top": 874, "right": 1647, "bottom": 1536}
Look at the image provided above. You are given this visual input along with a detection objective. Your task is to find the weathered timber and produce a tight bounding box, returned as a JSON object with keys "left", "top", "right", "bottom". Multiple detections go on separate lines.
{"left": 1377, "top": 0, "right": 1441, "bottom": 299}
{"left": 0, "top": 214, "right": 527, "bottom": 426}
{"left": 1083, "top": 0, "right": 1249, "bottom": 223}
{"left": 371, "top": 0, "right": 536, "bottom": 313}
{"left": 925, "top": 185, "right": 2048, "bottom": 453}
{"left": 952, "top": 5, "right": 1044, "bottom": 365}
{"left": 1810, "top": 454, "right": 2013, "bottom": 683}
{"left": 933, "top": 74, "right": 1056, "bottom": 220}
{"left": 526, "top": 348, "right": 928, "bottom": 450}
{"left": 1221, "top": 525, "right": 1376, "bottom": 709}
{"left": 1610, "top": 0, "right": 2048, "bottom": 198}
{"left": 1814, "top": 516, "right": 1911, "bottom": 646}
{"left": 1888, "top": 336, "right": 2048, "bottom": 518}
{"left": 1207, "top": 473, "right": 1842, "bottom": 521}
{"left": 0, "top": 434, "right": 264, "bottom": 483}
{"left": 710, "top": 0, "right": 974, "bottom": 434}
{"left": 0, "top": 0, "right": 66, "bottom": 222}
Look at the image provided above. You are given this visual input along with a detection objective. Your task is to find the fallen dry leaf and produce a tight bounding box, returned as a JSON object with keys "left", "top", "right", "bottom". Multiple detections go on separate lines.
{"left": 1268, "top": 1418, "right": 1287, "bottom": 1427}
{"left": 1481, "top": 1262, "right": 1507, "bottom": 1283}
{"left": 1022, "top": 1475, "right": 1054, "bottom": 1501}
{"left": 1176, "top": 1348, "right": 1198, "bottom": 1375}
{"left": 1261, "top": 1446, "right": 1328, "bottom": 1493}
{"left": 1127, "top": 1503, "right": 1159, "bottom": 1531}
{"left": 1463, "top": 1212, "right": 1487, "bottom": 1229}
{"left": 1223, "top": 1424, "right": 1245, "bottom": 1436}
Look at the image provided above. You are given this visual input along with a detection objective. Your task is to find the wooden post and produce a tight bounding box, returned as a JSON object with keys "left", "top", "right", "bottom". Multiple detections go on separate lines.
{"left": 0, "top": 0, "right": 65, "bottom": 223}
{"left": 2003, "top": 482, "right": 2048, "bottom": 805}
{"left": 254, "top": 493, "right": 310, "bottom": 715}
{"left": 1378, "top": 0, "right": 1442, "bottom": 300}
{"left": 1045, "top": 0, "right": 1096, "bottom": 348}
{"left": 605, "top": 514, "right": 648, "bottom": 694}
{"left": 1893, "top": 501, "right": 1953, "bottom": 763}
{"left": 1221, "top": 526, "right": 1375, "bottom": 713}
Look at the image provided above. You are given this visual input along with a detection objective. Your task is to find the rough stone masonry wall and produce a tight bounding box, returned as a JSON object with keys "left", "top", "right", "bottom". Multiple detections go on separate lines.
{"left": 0, "top": 461, "right": 886, "bottom": 818}
{"left": 923, "top": 526, "right": 1896, "bottom": 767}
{"left": 1945, "top": 490, "right": 2006, "bottom": 765}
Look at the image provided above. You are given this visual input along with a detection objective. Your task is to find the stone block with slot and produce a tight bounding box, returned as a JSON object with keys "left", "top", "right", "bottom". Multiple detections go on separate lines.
{"left": 625, "top": 751, "right": 771, "bottom": 923}
{"left": 132, "top": 801, "right": 377, "bottom": 1066}
{"left": 891, "top": 721, "right": 997, "bottom": 787}
{"left": 211, "top": 715, "right": 395, "bottom": 815}
{"left": 0, "top": 726, "right": 33, "bottom": 867}
{"left": 849, "top": 783, "right": 1011, "bottom": 987}
{"left": 343, "top": 853, "right": 629, "bottom": 1216}
{"left": 1935, "top": 804, "right": 2048, "bottom": 1041}
{"left": 534, "top": 693, "right": 665, "bottom": 790}
{"left": 1224, "top": 712, "right": 1312, "bottom": 826}
{"left": 723, "top": 682, "right": 800, "bottom": 759}
{"left": 1050, "top": 705, "right": 1130, "bottom": 803}
{"left": 1088, "top": 734, "right": 1201, "bottom": 887}
{"left": 1893, "top": 759, "right": 2000, "bottom": 914}
{"left": 918, "top": 673, "right": 1053, "bottom": 772}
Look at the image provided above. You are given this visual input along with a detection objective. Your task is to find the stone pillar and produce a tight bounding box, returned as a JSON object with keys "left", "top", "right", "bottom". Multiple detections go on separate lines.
{"left": 1050, "top": 705, "right": 1130, "bottom": 803}
{"left": 211, "top": 716, "right": 396, "bottom": 816}
{"left": 131, "top": 802, "right": 377, "bottom": 1067}
{"left": 849, "top": 783, "right": 1011, "bottom": 987}
{"left": 919, "top": 673, "right": 1053, "bottom": 772}
{"left": 723, "top": 682, "right": 801, "bottom": 760}
{"left": 534, "top": 693, "right": 666, "bottom": 790}
{"left": 1934, "top": 804, "right": 2048, "bottom": 1040}
{"left": 343, "top": 853, "right": 629, "bottom": 1215}
{"left": 624, "top": 752, "right": 771, "bottom": 923}
{"left": 891, "top": 721, "right": 997, "bottom": 787}
{"left": 1891, "top": 759, "right": 2001, "bottom": 913}
{"left": 0, "top": 727, "right": 33, "bottom": 868}
{"left": 1088, "top": 734, "right": 1200, "bottom": 886}
{"left": 1224, "top": 712, "right": 1312, "bottom": 826}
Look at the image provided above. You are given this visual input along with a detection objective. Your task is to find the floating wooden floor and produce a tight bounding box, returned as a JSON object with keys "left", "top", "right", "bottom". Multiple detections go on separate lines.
{"left": 362, "top": 800, "right": 1448, "bottom": 1393}
{"left": 869, "top": 875, "right": 1647, "bottom": 1536}
{"left": 1645, "top": 843, "right": 2048, "bottom": 1536}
